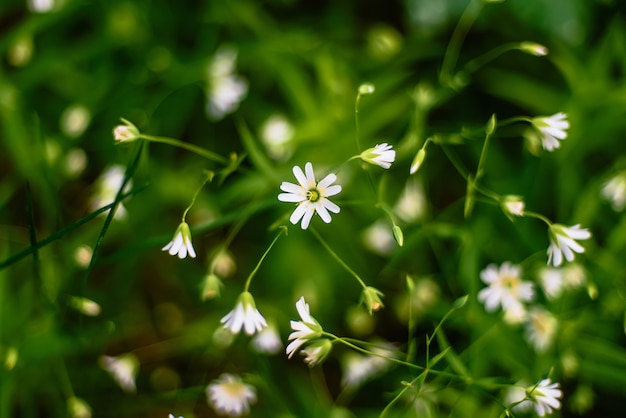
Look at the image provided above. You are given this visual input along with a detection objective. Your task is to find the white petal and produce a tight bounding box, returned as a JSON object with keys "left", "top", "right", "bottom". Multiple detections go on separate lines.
{"left": 315, "top": 204, "right": 332, "bottom": 223}
{"left": 304, "top": 162, "right": 315, "bottom": 185}
{"left": 293, "top": 165, "right": 308, "bottom": 187}
{"left": 300, "top": 208, "right": 315, "bottom": 229}
{"left": 322, "top": 199, "right": 340, "bottom": 214}
{"left": 318, "top": 173, "right": 337, "bottom": 189}
{"left": 323, "top": 185, "right": 342, "bottom": 197}
{"left": 279, "top": 192, "right": 305, "bottom": 203}
{"left": 290, "top": 203, "right": 308, "bottom": 225}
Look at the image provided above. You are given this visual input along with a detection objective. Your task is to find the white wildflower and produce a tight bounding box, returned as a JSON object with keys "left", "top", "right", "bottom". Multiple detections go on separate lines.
{"left": 162, "top": 222, "right": 197, "bottom": 259}
{"left": 531, "top": 112, "right": 569, "bottom": 151}
{"left": 547, "top": 223, "right": 591, "bottom": 267}
{"left": 527, "top": 379, "right": 563, "bottom": 416}
{"left": 206, "top": 373, "right": 257, "bottom": 417}
{"left": 99, "top": 353, "right": 139, "bottom": 393}
{"left": 360, "top": 143, "right": 396, "bottom": 169}
{"left": 524, "top": 307, "right": 558, "bottom": 353}
{"left": 221, "top": 292, "right": 267, "bottom": 336}
{"left": 477, "top": 262, "right": 534, "bottom": 316}
{"left": 286, "top": 297, "right": 323, "bottom": 359}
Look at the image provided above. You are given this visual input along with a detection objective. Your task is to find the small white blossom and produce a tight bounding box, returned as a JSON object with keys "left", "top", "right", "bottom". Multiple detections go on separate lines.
{"left": 113, "top": 118, "right": 140, "bottom": 143}
{"left": 531, "top": 112, "right": 569, "bottom": 151}
{"left": 260, "top": 114, "right": 294, "bottom": 161}
{"left": 206, "top": 47, "right": 248, "bottom": 120}
{"left": 250, "top": 324, "right": 282, "bottom": 355}
{"left": 278, "top": 162, "right": 342, "bottom": 230}
{"left": 547, "top": 223, "right": 591, "bottom": 267}
{"left": 168, "top": 415, "right": 183, "bottom": 418}
{"left": 162, "top": 222, "right": 197, "bottom": 259}
{"left": 500, "top": 195, "right": 525, "bottom": 219}
{"left": 221, "top": 292, "right": 267, "bottom": 336}
{"left": 539, "top": 267, "right": 565, "bottom": 299}
{"left": 300, "top": 339, "right": 332, "bottom": 367}
{"left": 360, "top": 143, "right": 396, "bottom": 169}
{"left": 503, "top": 382, "right": 533, "bottom": 414}
{"left": 525, "top": 307, "right": 558, "bottom": 353}
{"left": 286, "top": 297, "right": 323, "bottom": 359}
{"left": 601, "top": 171, "right": 626, "bottom": 211}
{"left": 99, "top": 353, "right": 139, "bottom": 393}
{"left": 206, "top": 373, "right": 257, "bottom": 417}
{"left": 362, "top": 220, "right": 396, "bottom": 256}
{"left": 527, "top": 379, "right": 563, "bottom": 416}
{"left": 478, "top": 262, "right": 534, "bottom": 316}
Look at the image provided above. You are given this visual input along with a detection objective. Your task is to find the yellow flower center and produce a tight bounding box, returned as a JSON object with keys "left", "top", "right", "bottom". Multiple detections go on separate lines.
{"left": 307, "top": 188, "right": 320, "bottom": 203}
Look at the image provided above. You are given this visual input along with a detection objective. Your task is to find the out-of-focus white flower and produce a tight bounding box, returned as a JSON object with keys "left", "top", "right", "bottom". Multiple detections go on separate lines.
{"left": 395, "top": 180, "right": 427, "bottom": 223}
{"left": 478, "top": 262, "right": 534, "bottom": 316}
{"left": 67, "top": 396, "right": 92, "bottom": 418}
{"left": 518, "top": 42, "right": 549, "bottom": 56}
{"left": 260, "top": 114, "right": 294, "bottom": 161}
{"left": 362, "top": 220, "right": 396, "bottom": 256}
{"left": 250, "top": 324, "right": 282, "bottom": 355}
{"left": 206, "top": 373, "right": 257, "bottom": 417}
{"left": 162, "top": 222, "right": 197, "bottom": 259}
{"left": 63, "top": 148, "right": 88, "bottom": 177}
{"left": 539, "top": 267, "right": 565, "bottom": 299}
{"left": 531, "top": 112, "right": 569, "bottom": 151}
{"left": 527, "top": 379, "right": 563, "bottom": 416}
{"left": 601, "top": 171, "right": 626, "bottom": 211}
{"left": 524, "top": 307, "right": 558, "bottom": 352}
{"left": 503, "top": 382, "right": 533, "bottom": 414}
{"left": 68, "top": 296, "right": 101, "bottom": 316}
{"left": 547, "top": 223, "right": 591, "bottom": 267}
{"left": 360, "top": 143, "right": 396, "bottom": 169}
{"left": 28, "top": 0, "right": 55, "bottom": 13}
{"left": 89, "top": 165, "right": 132, "bottom": 220}
{"left": 221, "top": 292, "right": 267, "bottom": 336}
{"left": 99, "top": 353, "right": 139, "bottom": 393}
{"left": 341, "top": 345, "right": 395, "bottom": 389}
{"left": 278, "top": 162, "right": 342, "bottom": 230}
{"left": 61, "top": 105, "right": 91, "bottom": 138}
{"left": 286, "top": 297, "right": 323, "bottom": 359}
{"left": 168, "top": 414, "right": 183, "bottom": 418}
{"left": 206, "top": 47, "right": 248, "bottom": 120}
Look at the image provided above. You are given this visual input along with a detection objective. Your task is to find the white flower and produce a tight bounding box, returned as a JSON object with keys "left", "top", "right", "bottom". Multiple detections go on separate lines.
{"left": 341, "top": 345, "right": 395, "bottom": 389}
{"left": 162, "top": 222, "right": 197, "bottom": 259}
{"left": 206, "top": 373, "right": 257, "bottom": 417}
{"left": 89, "top": 165, "right": 132, "bottom": 220}
{"left": 503, "top": 382, "right": 533, "bottom": 414}
{"left": 28, "top": 0, "right": 55, "bottom": 13}
{"left": 278, "top": 162, "right": 342, "bottom": 230}
{"left": 113, "top": 118, "right": 140, "bottom": 143}
{"left": 539, "top": 267, "right": 565, "bottom": 299}
{"left": 601, "top": 171, "right": 626, "bottom": 211}
{"left": 99, "top": 353, "right": 139, "bottom": 393}
{"left": 524, "top": 307, "right": 558, "bottom": 353}
{"left": 500, "top": 195, "right": 525, "bottom": 219}
{"left": 221, "top": 292, "right": 267, "bottom": 336}
{"left": 260, "top": 114, "right": 294, "bottom": 161}
{"left": 168, "top": 415, "right": 183, "bottom": 418}
{"left": 362, "top": 220, "right": 396, "bottom": 256}
{"left": 206, "top": 47, "right": 248, "bottom": 120}
{"left": 527, "top": 379, "right": 563, "bottom": 416}
{"left": 547, "top": 223, "right": 591, "bottom": 267}
{"left": 360, "top": 143, "right": 396, "bottom": 169}
{"left": 286, "top": 297, "right": 323, "bottom": 359}
{"left": 477, "top": 262, "right": 534, "bottom": 315}
{"left": 250, "top": 324, "right": 282, "bottom": 355}
{"left": 300, "top": 339, "right": 333, "bottom": 367}
{"left": 531, "top": 112, "right": 569, "bottom": 151}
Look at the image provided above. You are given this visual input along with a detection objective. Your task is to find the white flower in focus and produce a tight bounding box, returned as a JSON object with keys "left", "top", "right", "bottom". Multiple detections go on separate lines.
{"left": 478, "top": 262, "right": 534, "bottom": 315}
{"left": 221, "top": 292, "right": 267, "bottom": 336}
{"left": 250, "top": 324, "right": 282, "bottom": 355}
{"left": 286, "top": 297, "right": 323, "bottom": 359}
{"left": 278, "top": 162, "right": 342, "bottom": 230}
{"left": 300, "top": 339, "right": 332, "bottom": 367}
{"left": 531, "top": 112, "right": 569, "bottom": 151}
{"left": 206, "top": 47, "right": 248, "bottom": 120}
{"left": 206, "top": 373, "right": 257, "bottom": 417}
{"left": 99, "top": 353, "right": 139, "bottom": 393}
{"left": 547, "top": 223, "right": 591, "bottom": 267}
{"left": 525, "top": 307, "right": 558, "bottom": 353}
{"left": 162, "top": 222, "right": 197, "bottom": 259}
{"left": 90, "top": 165, "right": 132, "bottom": 220}
{"left": 601, "top": 171, "right": 626, "bottom": 211}
{"left": 360, "top": 143, "right": 396, "bottom": 169}
{"left": 527, "top": 379, "right": 563, "bottom": 416}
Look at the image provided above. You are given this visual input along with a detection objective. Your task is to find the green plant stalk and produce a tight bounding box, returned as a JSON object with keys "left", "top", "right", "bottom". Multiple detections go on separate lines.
{"left": 140, "top": 134, "right": 228, "bottom": 164}
{"left": 182, "top": 172, "right": 213, "bottom": 222}
{"left": 311, "top": 227, "right": 367, "bottom": 289}
{"left": 243, "top": 226, "right": 287, "bottom": 292}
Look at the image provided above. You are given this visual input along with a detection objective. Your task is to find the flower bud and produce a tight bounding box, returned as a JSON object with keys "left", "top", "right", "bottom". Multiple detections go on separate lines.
{"left": 358, "top": 83, "right": 375, "bottom": 95}
{"left": 518, "top": 42, "right": 549, "bottom": 56}
{"left": 410, "top": 148, "right": 426, "bottom": 175}
{"left": 113, "top": 118, "right": 140, "bottom": 143}
{"left": 360, "top": 286, "right": 385, "bottom": 314}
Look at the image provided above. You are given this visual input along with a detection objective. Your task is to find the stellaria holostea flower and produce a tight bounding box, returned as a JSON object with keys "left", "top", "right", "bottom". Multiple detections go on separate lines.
{"left": 524, "top": 307, "right": 558, "bottom": 353}
{"left": 360, "top": 143, "right": 396, "bottom": 169}
{"left": 500, "top": 195, "right": 525, "bottom": 219}
{"left": 601, "top": 170, "right": 626, "bottom": 211}
{"left": 162, "top": 222, "right": 196, "bottom": 259}
{"left": 221, "top": 292, "right": 267, "bottom": 336}
{"left": 547, "top": 223, "right": 591, "bottom": 267}
{"left": 206, "top": 373, "right": 257, "bottom": 417}
{"left": 250, "top": 323, "right": 282, "bottom": 355}
{"left": 477, "top": 262, "right": 534, "bottom": 317}
{"left": 531, "top": 112, "right": 569, "bottom": 151}
{"left": 526, "top": 378, "right": 562, "bottom": 416}
{"left": 99, "top": 353, "right": 139, "bottom": 393}
{"left": 286, "top": 297, "right": 323, "bottom": 359}
{"left": 300, "top": 339, "right": 333, "bottom": 367}
{"left": 278, "top": 162, "right": 342, "bottom": 230}
{"left": 113, "top": 118, "right": 140, "bottom": 143}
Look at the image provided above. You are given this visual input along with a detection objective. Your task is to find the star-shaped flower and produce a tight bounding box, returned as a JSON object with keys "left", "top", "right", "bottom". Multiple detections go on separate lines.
{"left": 221, "top": 292, "right": 267, "bottom": 336}
{"left": 547, "top": 223, "right": 591, "bottom": 267}
{"left": 360, "top": 143, "right": 396, "bottom": 169}
{"left": 278, "top": 162, "right": 342, "bottom": 229}
{"left": 531, "top": 112, "right": 569, "bottom": 151}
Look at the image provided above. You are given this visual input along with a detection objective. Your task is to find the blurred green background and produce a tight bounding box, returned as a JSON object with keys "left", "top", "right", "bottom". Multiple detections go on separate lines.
{"left": 2, "top": 0, "right": 626, "bottom": 417}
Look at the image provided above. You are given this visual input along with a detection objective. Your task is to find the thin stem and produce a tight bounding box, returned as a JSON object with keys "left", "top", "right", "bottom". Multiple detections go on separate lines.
{"left": 463, "top": 43, "right": 525, "bottom": 74}
{"left": 140, "top": 134, "right": 228, "bottom": 164}
{"left": 243, "top": 227, "right": 287, "bottom": 292}
{"left": 439, "top": 0, "right": 483, "bottom": 86}
{"left": 355, "top": 93, "right": 363, "bottom": 152}
{"left": 524, "top": 210, "right": 553, "bottom": 226}
{"left": 310, "top": 227, "right": 367, "bottom": 289}
{"left": 182, "top": 172, "right": 213, "bottom": 222}
{"left": 475, "top": 127, "right": 494, "bottom": 182}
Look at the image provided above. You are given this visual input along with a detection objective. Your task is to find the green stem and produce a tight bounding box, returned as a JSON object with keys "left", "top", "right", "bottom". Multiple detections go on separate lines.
{"left": 355, "top": 93, "right": 363, "bottom": 152}
{"left": 463, "top": 43, "right": 526, "bottom": 74}
{"left": 182, "top": 172, "right": 213, "bottom": 222}
{"left": 523, "top": 210, "right": 553, "bottom": 226}
{"left": 140, "top": 134, "right": 228, "bottom": 164}
{"left": 475, "top": 127, "right": 493, "bottom": 182}
{"left": 243, "top": 227, "right": 287, "bottom": 292}
{"left": 310, "top": 227, "right": 367, "bottom": 289}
